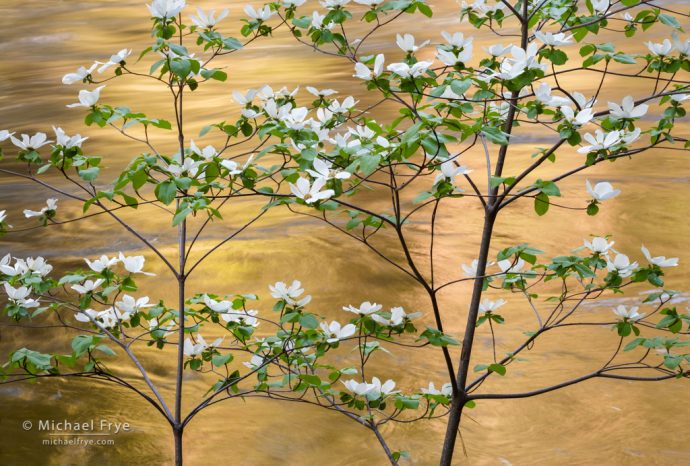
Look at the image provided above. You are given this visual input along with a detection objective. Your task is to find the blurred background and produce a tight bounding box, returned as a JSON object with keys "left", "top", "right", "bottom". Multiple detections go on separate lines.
{"left": 0, "top": 1, "right": 689, "bottom": 464}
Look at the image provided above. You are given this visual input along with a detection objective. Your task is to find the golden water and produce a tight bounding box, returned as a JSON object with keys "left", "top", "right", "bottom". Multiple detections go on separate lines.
{"left": 0, "top": 1, "right": 689, "bottom": 465}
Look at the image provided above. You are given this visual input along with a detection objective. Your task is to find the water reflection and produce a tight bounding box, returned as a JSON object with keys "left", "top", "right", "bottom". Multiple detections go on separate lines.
{"left": 1, "top": 1, "right": 689, "bottom": 465}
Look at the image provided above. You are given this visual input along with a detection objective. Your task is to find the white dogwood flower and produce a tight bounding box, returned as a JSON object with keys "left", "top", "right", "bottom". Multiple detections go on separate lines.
{"left": 485, "top": 43, "right": 513, "bottom": 57}
{"left": 71, "top": 279, "right": 105, "bottom": 295}
{"left": 369, "top": 377, "right": 398, "bottom": 398}
{"left": 183, "top": 334, "right": 223, "bottom": 357}
{"left": 203, "top": 294, "right": 233, "bottom": 313}
{"left": 327, "top": 96, "right": 358, "bottom": 113}
{"left": 641, "top": 245, "right": 679, "bottom": 267}
{"left": 74, "top": 308, "right": 99, "bottom": 323}
{"left": 189, "top": 140, "right": 217, "bottom": 160}
{"left": 441, "top": 31, "right": 473, "bottom": 49}
{"left": 97, "top": 48, "right": 132, "bottom": 73}
{"left": 244, "top": 5, "right": 275, "bottom": 21}
{"left": 371, "top": 306, "right": 421, "bottom": 326}
{"left": 421, "top": 381, "right": 453, "bottom": 396}
{"left": 4, "top": 282, "right": 31, "bottom": 301}
{"left": 435, "top": 160, "right": 472, "bottom": 184}
{"left": 591, "top": 0, "right": 609, "bottom": 14}
{"left": 66, "top": 86, "right": 105, "bottom": 108}
{"left": 289, "top": 177, "right": 335, "bottom": 204}
{"left": 342, "top": 301, "right": 383, "bottom": 315}
{"left": 320, "top": 320, "right": 357, "bottom": 343}
{"left": 190, "top": 7, "right": 229, "bottom": 28}
{"left": 10, "top": 133, "right": 51, "bottom": 151}
{"left": 53, "top": 127, "right": 87, "bottom": 148}
{"left": 583, "top": 237, "right": 614, "bottom": 255}
{"left": 498, "top": 258, "right": 525, "bottom": 274}
{"left": 606, "top": 253, "right": 638, "bottom": 277}
{"left": 320, "top": 0, "right": 351, "bottom": 8}
{"left": 24, "top": 198, "right": 58, "bottom": 218}
{"left": 577, "top": 130, "right": 621, "bottom": 154}
{"left": 269, "top": 280, "right": 312, "bottom": 306}
{"left": 342, "top": 379, "right": 375, "bottom": 396}
{"left": 306, "top": 158, "right": 351, "bottom": 180}
{"left": 560, "top": 106, "right": 594, "bottom": 126}
{"left": 306, "top": 86, "right": 337, "bottom": 97}
{"left": 437, "top": 46, "right": 473, "bottom": 66}
{"left": 535, "top": 83, "right": 570, "bottom": 107}
{"left": 646, "top": 39, "right": 673, "bottom": 56}
{"left": 62, "top": 64, "right": 97, "bottom": 85}
{"left": 353, "top": 54, "right": 385, "bottom": 80}
{"left": 608, "top": 96, "right": 648, "bottom": 119}
{"left": 586, "top": 180, "right": 620, "bottom": 201}
{"left": 232, "top": 89, "right": 257, "bottom": 105}
{"left": 478, "top": 298, "right": 506, "bottom": 314}
{"left": 534, "top": 31, "right": 573, "bottom": 46}
{"left": 84, "top": 255, "right": 118, "bottom": 272}
{"left": 243, "top": 354, "right": 266, "bottom": 369}
{"left": 484, "top": 59, "right": 526, "bottom": 80}
{"left": 116, "top": 295, "right": 153, "bottom": 314}
{"left": 612, "top": 305, "right": 644, "bottom": 321}
{"left": 354, "top": 0, "right": 384, "bottom": 5}
{"left": 118, "top": 253, "right": 155, "bottom": 275}
{"left": 387, "top": 61, "right": 433, "bottom": 78}
{"left": 509, "top": 43, "right": 545, "bottom": 71}
{"left": 672, "top": 32, "right": 690, "bottom": 55}
{"left": 147, "top": 0, "right": 186, "bottom": 19}
{"left": 461, "top": 259, "right": 480, "bottom": 277}
{"left": 396, "top": 33, "right": 429, "bottom": 53}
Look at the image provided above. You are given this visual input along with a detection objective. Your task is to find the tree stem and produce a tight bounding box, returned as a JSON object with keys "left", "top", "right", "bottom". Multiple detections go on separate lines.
{"left": 173, "top": 425, "right": 183, "bottom": 466}
{"left": 440, "top": 211, "right": 496, "bottom": 466}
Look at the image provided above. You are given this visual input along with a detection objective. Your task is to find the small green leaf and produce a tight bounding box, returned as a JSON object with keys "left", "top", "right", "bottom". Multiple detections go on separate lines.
{"left": 534, "top": 191, "right": 549, "bottom": 216}
{"left": 212, "top": 353, "right": 233, "bottom": 367}
{"left": 155, "top": 180, "right": 177, "bottom": 205}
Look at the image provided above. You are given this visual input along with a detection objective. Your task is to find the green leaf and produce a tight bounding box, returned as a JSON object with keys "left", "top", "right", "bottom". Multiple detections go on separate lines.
{"left": 169, "top": 59, "right": 192, "bottom": 79}
{"left": 222, "top": 37, "right": 244, "bottom": 50}
{"left": 481, "top": 126, "right": 509, "bottom": 145}
{"left": 292, "top": 16, "right": 312, "bottom": 29}
{"left": 450, "top": 79, "right": 472, "bottom": 95}
{"left": 417, "top": 2, "right": 432, "bottom": 17}
{"left": 534, "top": 191, "right": 549, "bottom": 216}
{"left": 624, "top": 337, "right": 645, "bottom": 351}
{"left": 359, "top": 155, "right": 380, "bottom": 175}
{"left": 299, "top": 374, "right": 321, "bottom": 386}
{"left": 95, "top": 345, "right": 116, "bottom": 357}
{"left": 658, "top": 13, "right": 681, "bottom": 29}
{"left": 419, "top": 327, "right": 460, "bottom": 347}
{"left": 72, "top": 335, "right": 98, "bottom": 357}
{"left": 490, "top": 176, "right": 516, "bottom": 189}
{"left": 78, "top": 167, "right": 100, "bottom": 182}
{"left": 172, "top": 207, "right": 192, "bottom": 226}
{"left": 212, "top": 353, "right": 233, "bottom": 367}
{"left": 155, "top": 180, "right": 177, "bottom": 205}
{"left": 13, "top": 348, "right": 53, "bottom": 371}
{"left": 298, "top": 313, "right": 319, "bottom": 329}
{"left": 394, "top": 396, "right": 420, "bottom": 410}
{"left": 612, "top": 53, "right": 636, "bottom": 64}
{"left": 37, "top": 164, "right": 52, "bottom": 174}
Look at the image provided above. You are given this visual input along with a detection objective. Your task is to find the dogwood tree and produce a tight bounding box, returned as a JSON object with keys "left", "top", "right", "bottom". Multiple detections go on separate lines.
{"left": 1, "top": 0, "right": 689, "bottom": 465}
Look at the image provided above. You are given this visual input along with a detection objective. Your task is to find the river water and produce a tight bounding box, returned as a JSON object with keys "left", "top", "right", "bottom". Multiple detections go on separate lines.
{"left": 0, "top": 1, "right": 689, "bottom": 465}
